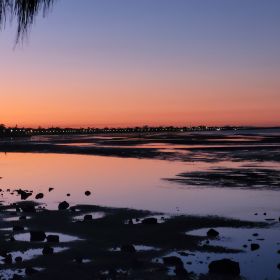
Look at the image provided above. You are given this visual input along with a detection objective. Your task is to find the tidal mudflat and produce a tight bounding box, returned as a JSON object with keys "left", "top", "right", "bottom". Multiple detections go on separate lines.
{"left": 0, "top": 129, "right": 280, "bottom": 279}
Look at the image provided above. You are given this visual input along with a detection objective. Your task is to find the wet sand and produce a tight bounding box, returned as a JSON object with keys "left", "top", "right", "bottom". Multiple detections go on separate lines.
{"left": 0, "top": 130, "right": 280, "bottom": 279}
{"left": 0, "top": 200, "right": 267, "bottom": 280}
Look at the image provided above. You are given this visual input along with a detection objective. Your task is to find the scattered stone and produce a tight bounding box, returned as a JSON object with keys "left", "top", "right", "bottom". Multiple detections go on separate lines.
{"left": 163, "top": 256, "right": 183, "bottom": 267}
{"left": 19, "top": 216, "right": 27, "bottom": 220}
{"left": 42, "top": 245, "right": 54, "bottom": 255}
{"left": 58, "top": 201, "right": 69, "bottom": 210}
{"left": 20, "top": 205, "right": 36, "bottom": 213}
{"left": 84, "top": 214, "right": 93, "bottom": 221}
{"left": 207, "top": 228, "right": 219, "bottom": 238}
{"left": 15, "top": 256, "right": 23, "bottom": 263}
{"left": 252, "top": 233, "right": 259, "bottom": 237}
{"left": 142, "top": 217, "right": 157, "bottom": 225}
{"left": 251, "top": 243, "right": 260, "bottom": 251}
{"left": 30, "top": 230, "right": 46, "bottom": 242}
{"left": 47, "top": 235, "right": 60, "bottom": 243}
{"left": 209, "top": 258, "right": 240, "bottom": 276}
{"left": 67, "top": 193, "right": 71, "bottom": 196}
{"left": 121, "top": 244, "right": 136, "bottom": 253}
{"left": 4, "top": 254, "right": 13, "bottom": 264}
{"left": 10, "top": 236, "right": 15, "bottom": 242}
{"left": 35, "top": 193, "right": 44, "bottom": 199}
{"left": 85, "top": 191, "right": 91, "bottom": 196}
{"left": 25, "top": 267, "right": 38, "bottom": 275}
{"left": 16, "top": 190, "right": 32, "bottom": 200}
{"left": 49, "top": 188, "right": 54, "bottom": 192}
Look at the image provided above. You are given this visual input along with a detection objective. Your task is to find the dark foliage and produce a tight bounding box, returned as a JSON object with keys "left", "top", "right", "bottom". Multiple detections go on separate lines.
{"left": 0, "top": 0, "right": 55, "bottom": 42}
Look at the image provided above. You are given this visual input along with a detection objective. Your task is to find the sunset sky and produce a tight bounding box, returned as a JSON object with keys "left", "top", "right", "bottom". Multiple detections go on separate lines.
{"left": 1, "top": 0, "right": 280, "bottom": 128}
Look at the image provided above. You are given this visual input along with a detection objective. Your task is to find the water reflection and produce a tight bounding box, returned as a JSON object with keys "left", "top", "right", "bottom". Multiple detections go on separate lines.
{"left": 0, "top": 153, "right": 280, "bottom": 221}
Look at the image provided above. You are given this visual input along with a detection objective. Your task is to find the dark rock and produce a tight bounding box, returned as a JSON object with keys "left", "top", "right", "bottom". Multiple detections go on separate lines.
{"left": 42, "top": 245, "right": 54, "bottom": 255}
{"left": 19, "top": 216, "right": 27, "bottom": 220}
{"left": 209, "top": 258, "right": 240, "bottom": 276}
{"left": 20, "top": 205, "right": 36, "bottom": 213}
{"left": 141, "top": 217, "right": 157, "bottom": 225}
{"left": 121, "top": 244, "right": 136, "bottom": 253}
{"left": 207, "top": 228, "right": 219, "bottom": 238}
{"left": 58, "top": 201, "right": 69, "bottom": 210}
{"left": 4, "top": 254, "right": 13, "bottom": 264}
{"left": 13, "top": 225, "right": 24, "bottom": 231}
{"left": 252, "top": 233, "right": 259, "bottom": 237}
{"left": 163, "top": 256, "right": 183, "bottom": 267}
{"left": 85, "top": 191, "right": 91, "bottom": 196}
{"left": 47, "top": 235, "right": 60, "bottom": 243}
{"left": 10, "top": 236, "right": 15, "bottom": 242}
{"left": 25, "top": 267, "right": 38, "bottom": 275}
{"left": 84, "top": 214, "right": 93, "bottom": 221}
{"left": 66, "top": 193, "right": 71, "bottom": 196}
{"left": 15, "top": 256, "right": 23, "bottom": 263}
{"left": 30, "top": 230, "right": 46, "bottom": 242}
{"left": 49, "top": 188, "right": 54, "bottom": 192}
{"left": 17, "top": 190, "right": 32, "bottom": 200}
{"left": 35, "top": 193, "right": 44, "bottom": 199}
{"left": 277, "top": 264, "right": 280, "bottom": 270}
{"left": 251, "top": 243, "right": 260, "bottom": 251}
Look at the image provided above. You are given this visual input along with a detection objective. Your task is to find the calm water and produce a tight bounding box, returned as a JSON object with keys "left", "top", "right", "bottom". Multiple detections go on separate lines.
{"left": 0, "top": 152, "right": 280, "bottom": 221}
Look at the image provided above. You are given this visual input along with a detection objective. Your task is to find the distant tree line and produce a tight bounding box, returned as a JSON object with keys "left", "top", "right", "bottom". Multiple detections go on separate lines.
{"left": 0, "top": 124, "right": 252, "bottom": 138}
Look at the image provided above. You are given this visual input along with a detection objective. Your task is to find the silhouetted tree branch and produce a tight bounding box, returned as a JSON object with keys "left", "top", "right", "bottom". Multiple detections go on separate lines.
{"left": 0, "top": 0, "right": 55, "bottom": 43}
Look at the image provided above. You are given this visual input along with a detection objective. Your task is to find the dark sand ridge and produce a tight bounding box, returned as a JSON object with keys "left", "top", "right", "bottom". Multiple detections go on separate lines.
{"left": 0, "top": 132, "right": 280, "bottom": 163}
{"left": 0, "top": 199, "right": 268, "bottom": 280}
{"left": 164, "top": 167, "right": 280, "bottom": 190}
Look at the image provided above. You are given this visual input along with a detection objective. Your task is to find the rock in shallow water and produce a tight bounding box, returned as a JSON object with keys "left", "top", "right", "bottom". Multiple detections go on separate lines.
{"left": 25, "top": 267, "right": 39, "bottom": 275}
{"left": 141, "top": 217, "right": 157, "bottom": 225}
{"left": 58, "top": 201, "right": 70, "bottom": 210}
{"left": 42, "top": 245, "right": 54, "bottom": 255}
{"left": 47, "top": 234, "right": 60, "bottom": 243}
{"left": 163, "top": 256, "right": 183, "bottom": 267}
{"left": 209, "top": 258, "right": 240, "bottom": 276}
{"left": 121, "top": 244, "right": 136, "bottom": 253}
{"left": 207, "top": 228, "right": 219, "bottom": 238}
{"left": 35, "top": 193, "right": 44, "bottom": 199}
{"left": 251, "top": 243, "right": 260, "bottom": 251}
{"left": 30, "top": 230, "right": 46, "bottom": 242}
{"left": 84, "top": 214, "right": 93, "bottom": 221}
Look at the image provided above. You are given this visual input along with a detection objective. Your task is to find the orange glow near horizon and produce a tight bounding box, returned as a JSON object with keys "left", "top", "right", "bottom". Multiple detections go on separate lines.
{"left": 1, "top": 1, "right": 280, "bottom": 128}
{"left": 1, "top": 67, "right": 280, "bottom": 128}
